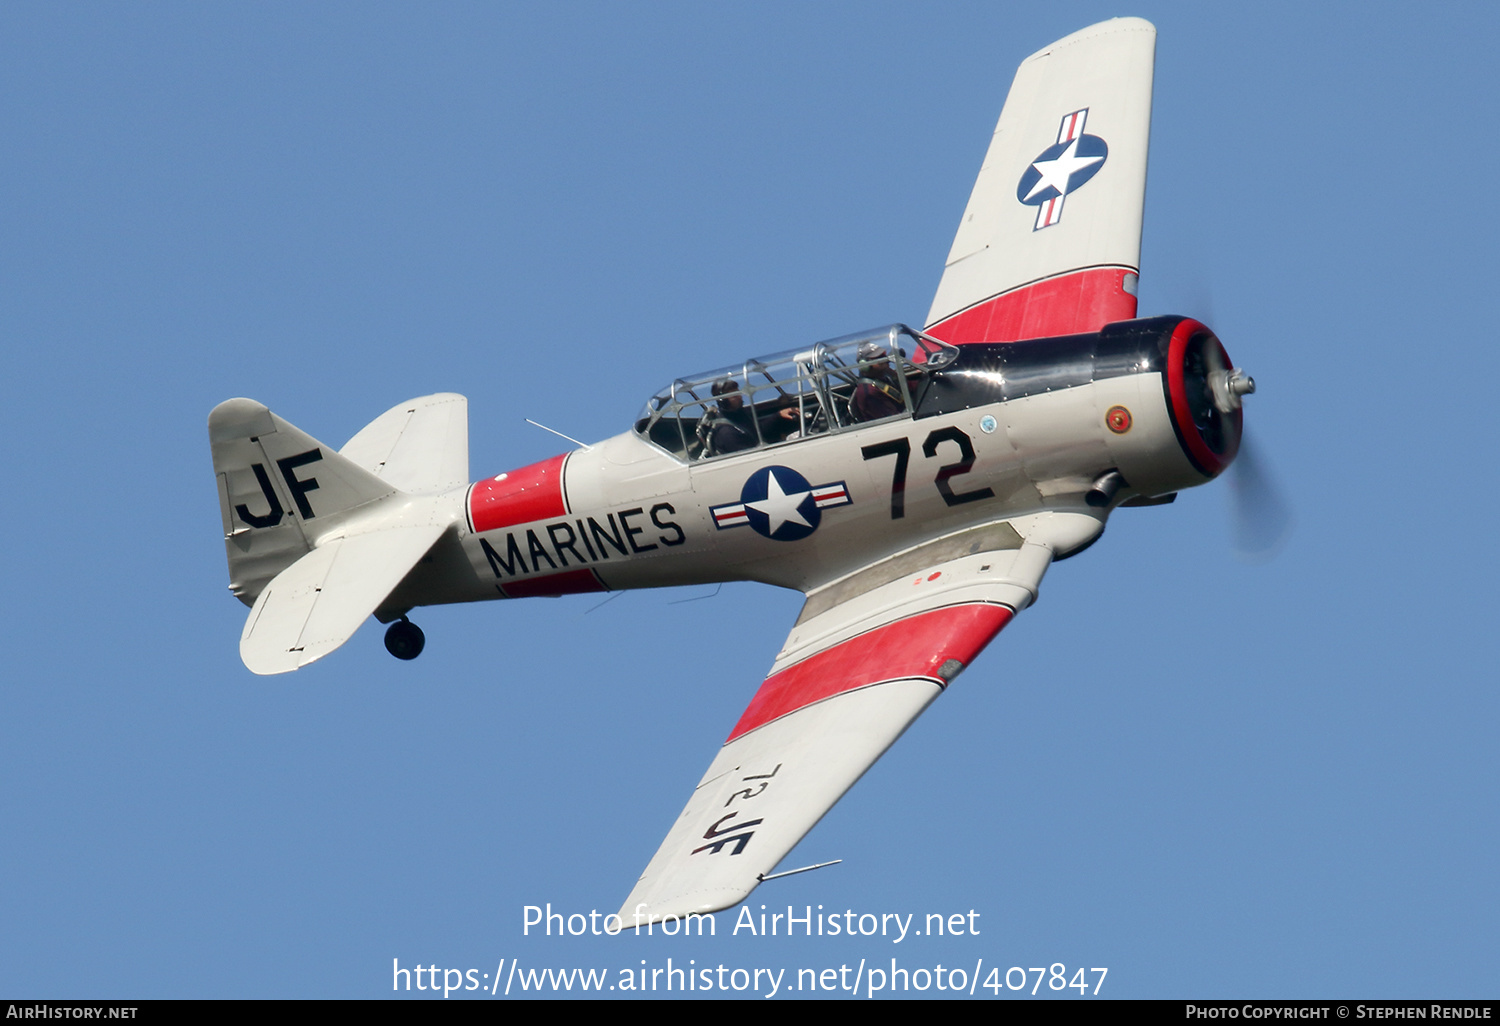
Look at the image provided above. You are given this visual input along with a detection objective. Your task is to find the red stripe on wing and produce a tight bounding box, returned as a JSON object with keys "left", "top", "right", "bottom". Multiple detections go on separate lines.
{"left": 470, "top": 453, "right": 568, "bottom": 533}
{"left": 925, "top": 266, "right": 1137, "bottom": 344}
{"left": 726, "top": 603, "right": 1014, "bottom": 743}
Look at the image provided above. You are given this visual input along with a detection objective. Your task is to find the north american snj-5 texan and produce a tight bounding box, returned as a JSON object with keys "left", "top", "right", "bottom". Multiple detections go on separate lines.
{"left": 208, "top": 18, "right": 1275, "bottom": 925}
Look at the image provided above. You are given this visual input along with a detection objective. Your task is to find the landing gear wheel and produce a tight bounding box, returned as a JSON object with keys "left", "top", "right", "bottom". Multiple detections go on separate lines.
{"left": 384, "top": 618, "right": 425, "bottom": 661}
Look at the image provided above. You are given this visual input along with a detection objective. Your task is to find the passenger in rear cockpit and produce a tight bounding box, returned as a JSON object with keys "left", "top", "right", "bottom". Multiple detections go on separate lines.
{"left": 850, "top": 343, "right": 906, "bottom": 422}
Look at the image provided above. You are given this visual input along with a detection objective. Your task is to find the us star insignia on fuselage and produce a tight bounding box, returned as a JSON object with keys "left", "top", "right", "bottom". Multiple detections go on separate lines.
{"left": 711, "top": 466, "right": 853, "bottom": 541}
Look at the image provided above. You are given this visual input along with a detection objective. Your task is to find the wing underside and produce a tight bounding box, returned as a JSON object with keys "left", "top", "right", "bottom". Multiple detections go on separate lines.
{"left": 618, "top": 538, "right": 1057, "bottom": 922}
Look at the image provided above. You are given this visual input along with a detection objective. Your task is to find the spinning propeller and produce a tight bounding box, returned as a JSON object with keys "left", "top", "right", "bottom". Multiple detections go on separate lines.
{"left": 1227, "top": 428, "right": 1293, "bottom": 562}
{"left": 1179, "top": 283, "right": 1293, "bottom": 561}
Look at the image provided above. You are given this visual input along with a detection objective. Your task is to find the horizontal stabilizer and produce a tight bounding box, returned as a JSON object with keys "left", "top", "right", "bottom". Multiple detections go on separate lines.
{"left": 339, "top": 393, "right": 469, "bottom": 495}
{"left": 239, "top": 522, "right": 449, "bottom": 675}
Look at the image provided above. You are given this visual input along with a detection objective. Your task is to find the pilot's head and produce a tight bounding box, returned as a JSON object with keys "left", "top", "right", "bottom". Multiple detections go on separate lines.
{"left": 712, "top": 378, "right": 744, "bottom": 412}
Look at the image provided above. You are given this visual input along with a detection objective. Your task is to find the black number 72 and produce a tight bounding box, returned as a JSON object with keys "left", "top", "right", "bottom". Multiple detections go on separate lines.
{"left": 861, "top": 427, "right": 995, "bottom": 520}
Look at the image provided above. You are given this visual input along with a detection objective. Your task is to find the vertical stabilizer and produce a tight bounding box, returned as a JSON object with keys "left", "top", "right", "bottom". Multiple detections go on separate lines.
{"left": 210, "top": 398, "right": 399, "bottom": 604}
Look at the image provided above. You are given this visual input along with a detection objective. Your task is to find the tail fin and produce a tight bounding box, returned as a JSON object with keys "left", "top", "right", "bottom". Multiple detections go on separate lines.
{"left": 210, "top": 398, "right": 399, "bottom": 604}
{"left": 209, "top": 394, "right": 470, "bottom": 674}
{"left": 213, "top": 396, "right": 405, "bottom": 600}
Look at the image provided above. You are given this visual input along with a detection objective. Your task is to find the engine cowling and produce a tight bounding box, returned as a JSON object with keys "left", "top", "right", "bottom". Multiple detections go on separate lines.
{"left": 1161, "top": 317, "right": 1245, "bottom": 479}
{"left": 912, "top": 315, "right": 1251, "bottom": 504}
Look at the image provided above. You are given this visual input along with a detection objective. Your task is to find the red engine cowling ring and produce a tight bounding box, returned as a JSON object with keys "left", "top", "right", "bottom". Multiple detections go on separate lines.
{"left": 1163, "top": 318, "right": 1242, "bottom": 478}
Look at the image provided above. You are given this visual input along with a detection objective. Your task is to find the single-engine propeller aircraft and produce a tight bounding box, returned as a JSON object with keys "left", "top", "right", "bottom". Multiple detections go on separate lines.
{"left": 209, "top": 18, "right": 1256, "bottom": 923}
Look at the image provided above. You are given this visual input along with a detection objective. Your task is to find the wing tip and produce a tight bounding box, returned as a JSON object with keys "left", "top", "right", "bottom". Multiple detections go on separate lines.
{"left": 614, "top": 889, "right": 751, "bottom": 928}
{"left": 1025, "top": 16, "right": 1156, "bottom": 62}
{"left": 239, "top": 636, "right": 322, "bottom": 676}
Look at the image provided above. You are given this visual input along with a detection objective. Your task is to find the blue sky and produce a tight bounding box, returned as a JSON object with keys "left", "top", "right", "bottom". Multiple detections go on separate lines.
{"left": 3, "top": 0, "right": 1497, "bottom": 999}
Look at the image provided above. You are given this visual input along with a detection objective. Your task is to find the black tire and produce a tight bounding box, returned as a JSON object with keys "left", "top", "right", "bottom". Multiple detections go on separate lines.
{"left": 384, "top": 619, "right": 425, "bottom": 661}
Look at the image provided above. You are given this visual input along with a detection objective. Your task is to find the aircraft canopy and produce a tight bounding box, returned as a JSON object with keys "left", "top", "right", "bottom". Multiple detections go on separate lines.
{"left": 635, "top": 325, "right": 956, "bottom": 461}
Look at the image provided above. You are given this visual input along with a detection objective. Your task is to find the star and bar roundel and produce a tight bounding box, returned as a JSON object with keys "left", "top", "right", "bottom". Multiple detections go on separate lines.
{"left": 711, "top": 465, "right": 852, "bottom": 542}
{"left": 1016, "top": 107, "right": 1108, "bottom": 230}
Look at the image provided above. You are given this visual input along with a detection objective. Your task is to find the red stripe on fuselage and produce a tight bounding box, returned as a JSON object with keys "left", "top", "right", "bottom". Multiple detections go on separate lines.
{"left": 499, "top": 567, "right": 605, "bottom": 598}
{"left": 925, "top": 266, "right": 1137, "bottom": 345}
{"left": 726, "top": 603, "right": 1014, "bottom": 743}
{"left": 470, "top": 453, "right": 569, "bottom": 533}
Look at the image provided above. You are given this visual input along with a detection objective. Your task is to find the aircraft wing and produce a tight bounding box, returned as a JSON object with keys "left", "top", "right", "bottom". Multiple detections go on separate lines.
{"left": 926, "top": 17, "right": 1156, "bottom": 343}
{"left": 618, "top": 533, "right": 1058, "bottom": 923}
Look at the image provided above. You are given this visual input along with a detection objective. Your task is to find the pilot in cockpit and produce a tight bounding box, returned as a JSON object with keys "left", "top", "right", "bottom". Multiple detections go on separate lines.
{"left": 850, "top": 342, "right": 906, "bottom": 422}
{"left": 695, "top": 379, "right": 757, "bottom": 457}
